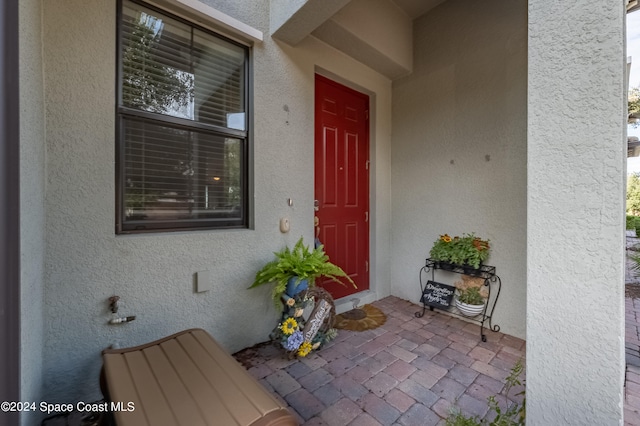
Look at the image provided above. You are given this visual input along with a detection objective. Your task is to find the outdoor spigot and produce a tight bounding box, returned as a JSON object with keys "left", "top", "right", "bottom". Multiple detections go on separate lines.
{"left": 109, "top": 315, "right": 136, "bottom": 324}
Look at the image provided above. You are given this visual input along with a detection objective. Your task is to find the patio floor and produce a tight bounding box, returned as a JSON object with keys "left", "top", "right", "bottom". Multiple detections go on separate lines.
{"left": 233, "top": 296, "right": 525, "bottom": 426}
{"left": 626, "top": 231, "right": 640, "bottom": 425}
{"left": 626, "top": 294, "right": 640, "bottom": 425}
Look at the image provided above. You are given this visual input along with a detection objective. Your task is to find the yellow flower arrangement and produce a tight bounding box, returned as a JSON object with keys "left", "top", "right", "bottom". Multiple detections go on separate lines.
{"left": 280, "top": 318, "right": 298, "bottom": 335}
{"left": 297, "top": 341, "right": 312, "bottom": 357}
{"left": 429, "top": 233, "right": 490, "bottom": 269}
{"left": 271, "top": 291, "right": 338, "bottom": 357}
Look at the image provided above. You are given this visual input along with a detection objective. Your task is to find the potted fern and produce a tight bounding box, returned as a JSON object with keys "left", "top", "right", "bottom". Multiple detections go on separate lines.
{"left": 249, "top": 237, "right": 356, "bottom": 310}
{"left": 455, "top": 286, "right": 486, "bottom": 317}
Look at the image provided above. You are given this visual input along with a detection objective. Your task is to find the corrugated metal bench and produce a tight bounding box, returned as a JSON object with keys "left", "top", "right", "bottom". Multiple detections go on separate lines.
{"left": 101, "top": 328, "right": 298, "bottom": 426}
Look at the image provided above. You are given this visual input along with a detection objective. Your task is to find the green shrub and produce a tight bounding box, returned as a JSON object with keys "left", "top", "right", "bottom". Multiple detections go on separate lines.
{"left": 628, "top": 215, "right": 637, "bottom": 229}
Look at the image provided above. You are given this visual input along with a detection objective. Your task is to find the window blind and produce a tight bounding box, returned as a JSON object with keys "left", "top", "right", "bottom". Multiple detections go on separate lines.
{"left": 117, "top": 0, "right": 248, "bottom": 233}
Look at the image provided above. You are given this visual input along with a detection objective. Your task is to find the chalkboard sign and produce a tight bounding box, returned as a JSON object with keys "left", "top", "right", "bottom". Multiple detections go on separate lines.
{"left": 421, "top": 280, "right": 455, "bottom": 309}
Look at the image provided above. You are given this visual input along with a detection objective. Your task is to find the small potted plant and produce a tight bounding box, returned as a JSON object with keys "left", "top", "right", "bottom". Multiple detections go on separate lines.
{"left": 455, "top": 286, "right": 486, "bottom": 317}
{"left": 429, "top": 233, "right": 490, "bottom": 270}
{"left": 249, "top": 237, "right": 356, "bottom": 310}
{"left": 429, "top": 234, "right": 455, "bottom": 269}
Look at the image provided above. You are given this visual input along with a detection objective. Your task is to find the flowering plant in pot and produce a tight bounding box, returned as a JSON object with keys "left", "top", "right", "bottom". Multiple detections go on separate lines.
{"left": 249, "top": 237, "right": 356, "bottom": 310}
{"left": 455, "top": 286, "right": 486, "bottom": 317}
{"left": 429, "top": 233, "right": 490, "bottom": 269}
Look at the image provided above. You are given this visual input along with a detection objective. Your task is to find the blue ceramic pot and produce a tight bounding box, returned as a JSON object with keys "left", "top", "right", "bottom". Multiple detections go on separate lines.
{"left": 285, "top": 276, "right": 309, "bottom": 297}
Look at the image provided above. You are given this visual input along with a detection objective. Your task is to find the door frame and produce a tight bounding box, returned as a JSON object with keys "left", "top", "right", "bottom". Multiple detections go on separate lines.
{"left": 0, "top": 0, "right": 22, "bottom": 418}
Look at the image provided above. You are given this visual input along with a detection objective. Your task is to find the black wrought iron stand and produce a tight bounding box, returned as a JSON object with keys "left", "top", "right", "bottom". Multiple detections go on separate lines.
{"left": 415, "top": 258, "right": 501, "bottom": 342}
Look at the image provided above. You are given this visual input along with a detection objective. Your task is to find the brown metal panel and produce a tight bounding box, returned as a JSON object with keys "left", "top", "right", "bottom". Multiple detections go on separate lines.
{"left": 123, "top": 350, "right": 176, "bottom": 426}
{"left": 176, "top": 331, "right": 269, "bottom": 424}
{"left": 159, "top": 337, "right": 238, "bottom": 425}
{"left": 103, "top": 354, "right": 149, "bottom": 426}
{"left": 142, "top": 344, "right": 207, "bottom": 426}
{"left": 190, "top": 330, "right": 284, "bottom": 414}
{"left": 101, "top": 329, "right": 298, "bottom": 426}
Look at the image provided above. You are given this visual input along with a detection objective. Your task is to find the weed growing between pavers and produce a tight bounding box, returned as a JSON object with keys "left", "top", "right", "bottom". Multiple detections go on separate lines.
{"left": 445, "top": 359, "right": 525, "bottom": 426}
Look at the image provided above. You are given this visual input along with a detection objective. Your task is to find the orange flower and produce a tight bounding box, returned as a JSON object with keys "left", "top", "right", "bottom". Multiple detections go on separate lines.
{"left": 440, "top": 234, "right": 452, "bottom": 243}
{"left": 473, "top": 238, "right": 489, "bottom": 251}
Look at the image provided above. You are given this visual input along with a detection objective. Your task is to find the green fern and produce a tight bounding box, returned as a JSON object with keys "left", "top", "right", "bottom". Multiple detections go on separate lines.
{"left": 249, "top": 237, "right": 356, "bottom": 309}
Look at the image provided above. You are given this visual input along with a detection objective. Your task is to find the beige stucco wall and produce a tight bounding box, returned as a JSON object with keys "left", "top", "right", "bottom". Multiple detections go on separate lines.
{"left": 329, "top": 0, "right": 412, "bottom": 71}
{"left": 390, "top": 0, "right": 527, "bottom": 339}
{"left": 312, "top": 0, "right": 413, "bottom": 79}
{"left": 19, "top": 0, "right": 46, "bottom": 424}
{"left": 527, "top": 0, "right": 625, "bottom": 423}
{"left": 22, "top": 0, "right": 629, "bottom": 422}
{"left": 39, "top": 0, "right": 392, "bottom": 405}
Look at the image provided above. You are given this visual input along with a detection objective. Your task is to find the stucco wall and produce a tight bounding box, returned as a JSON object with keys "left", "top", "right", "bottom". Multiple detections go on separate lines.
{"left": 390, "top": 0, "right": 527, "bottom": 338}
{"left": 329, "top": 0, "right": 411, "bottom": 70}
{"left": 527, "top": 0, "right": 625, "bottom": 424}
{"left": 19, "top": 0, "right": 46, "bottom": 424}
{"left": 312, "top": 0, "right": 413, "bottom": 79}
{"left": 40, "top": 0, "right": 391, "bottom": 404}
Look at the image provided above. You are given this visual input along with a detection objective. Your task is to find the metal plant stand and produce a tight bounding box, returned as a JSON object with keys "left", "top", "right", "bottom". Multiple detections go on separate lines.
{"left": 415, "top": 258, "right": 501, "bottom": 342}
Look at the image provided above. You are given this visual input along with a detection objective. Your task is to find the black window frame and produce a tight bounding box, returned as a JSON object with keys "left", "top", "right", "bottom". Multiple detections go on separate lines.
{"left": 115, "top": 0, "right": 251, "bottom": 234}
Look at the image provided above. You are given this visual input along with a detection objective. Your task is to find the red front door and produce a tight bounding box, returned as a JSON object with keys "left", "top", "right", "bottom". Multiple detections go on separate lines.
{"left": 314, "top": 74, "right": 370, "bottom": 299}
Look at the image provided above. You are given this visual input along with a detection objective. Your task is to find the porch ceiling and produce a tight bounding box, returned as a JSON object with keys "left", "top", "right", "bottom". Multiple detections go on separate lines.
{"left": 392, "top": 0, "right": 448, "bottom": 19}
{"left": 270, "top": 0, "right": 450, "bottom": 80}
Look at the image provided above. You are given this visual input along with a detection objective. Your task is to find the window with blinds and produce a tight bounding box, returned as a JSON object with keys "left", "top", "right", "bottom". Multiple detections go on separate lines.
{"left": 116, "top": 0, "right": 249, "bottom": 233}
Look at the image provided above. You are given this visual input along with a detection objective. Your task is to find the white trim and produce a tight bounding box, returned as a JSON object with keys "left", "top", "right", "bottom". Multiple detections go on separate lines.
{"left": 145, "top": 0, "right": 263, "bottom": 44}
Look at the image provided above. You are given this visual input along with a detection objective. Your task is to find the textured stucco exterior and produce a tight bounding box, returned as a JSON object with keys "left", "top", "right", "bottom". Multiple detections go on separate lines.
{"left": 38, "top": 0, "right": 392, "bottom": 407}
{"left": 391, "top": 0, "right": 528, "bottom": 339}
{"left": 527, "top": 0, "right": 625, "bottom": 424}
{"left": 13, "top": 0, "right": 629, "bottom": 423}
{"left": 270, "top": 0, "right": 351, "bottom": 45}
{"left": 19, "top": 0, "right": 46, "bottom": 424}
{"left": 312, "top": 0, "right": 413, "bottom": 79}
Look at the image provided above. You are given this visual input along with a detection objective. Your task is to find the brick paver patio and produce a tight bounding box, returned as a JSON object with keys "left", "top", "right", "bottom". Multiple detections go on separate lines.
{"left": 625, "top": 232, "right": 640, "bottom": 425}
{"left": 232, "top": 236, "right": 640, "bottom": 426}
{"left": 234, "top": 296, "right": 525, "bottom": 425}
{"left": 626, "top": 296, "right": 640, "bottom": 425}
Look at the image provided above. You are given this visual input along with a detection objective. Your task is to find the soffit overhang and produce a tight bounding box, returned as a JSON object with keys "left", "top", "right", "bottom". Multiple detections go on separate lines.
{"left": 271, "top": 0, "right": 443, "bottom": 80}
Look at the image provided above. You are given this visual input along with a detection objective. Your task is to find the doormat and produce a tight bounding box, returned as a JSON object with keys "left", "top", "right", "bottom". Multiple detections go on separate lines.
{"left": 334, "top": 304, "right": 387, "bottom": 331}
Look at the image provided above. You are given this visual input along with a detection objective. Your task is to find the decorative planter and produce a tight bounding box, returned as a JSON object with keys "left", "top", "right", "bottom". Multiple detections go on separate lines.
{"left": 439, "top": 261, "right": 456, "bottom": 271}
{"left": 285, "top": 277, "right": 309, "bottom": 297}
{"left": 462, "top": 263, "right": 482, "bottom": 275}
{"left": 455, "top": 299, "right": 485, "bottom": 317}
